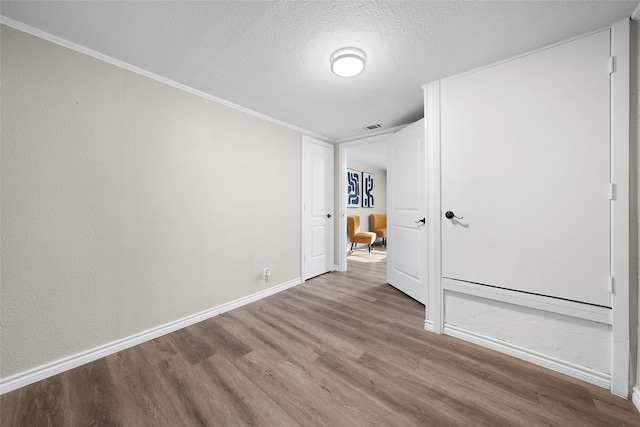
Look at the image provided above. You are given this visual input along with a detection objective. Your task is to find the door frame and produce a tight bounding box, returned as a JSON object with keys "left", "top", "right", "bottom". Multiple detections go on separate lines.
{"left": 609, "top": 18, "right": 631, "bottom": 398}
{"left": 337, "top": 131, "right": 399, "bottom": 272}
{"left": 301, "top": 135, "right": 335, "bottom": 282}
{"left": 424, "top": 19, "right": 631, "bottom": 397}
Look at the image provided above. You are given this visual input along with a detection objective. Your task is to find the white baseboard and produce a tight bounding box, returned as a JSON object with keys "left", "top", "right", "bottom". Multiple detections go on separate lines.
{"left": 444, "top": 324, "right": 611, "bottom": 390}
{"left": 424, "top": 319, "right": 434, "bottom": 332}
{"left": 0, "top": 278, "right": 301, "bottom": 395}
{"left": 633, "top": 387, "right": 640, "bottom": 413}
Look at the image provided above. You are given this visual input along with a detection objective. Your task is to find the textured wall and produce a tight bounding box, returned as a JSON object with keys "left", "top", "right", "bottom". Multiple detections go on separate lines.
{"left": 0, "top": 25, "right": 302, "bottom": 378}
{"left": 445, "top": 292, "right": 612, "bottom": 373}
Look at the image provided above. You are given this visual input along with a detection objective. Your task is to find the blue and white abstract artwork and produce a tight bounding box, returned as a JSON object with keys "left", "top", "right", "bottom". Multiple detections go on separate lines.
{"left": 347, "top": 169, "right": 360, "bottom": 208}
{"left": 362, "top": 172, "right": 375, "bottom": 208}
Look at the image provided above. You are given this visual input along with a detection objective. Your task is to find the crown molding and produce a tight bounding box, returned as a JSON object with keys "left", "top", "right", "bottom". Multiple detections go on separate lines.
{"left": 0, "top": 16, "right": 332, "bottom": 142}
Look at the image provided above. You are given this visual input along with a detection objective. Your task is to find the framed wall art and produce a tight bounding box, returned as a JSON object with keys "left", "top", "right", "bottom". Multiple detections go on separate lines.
{"left": 362, "top": 171, "right": 375, "bottom": 207}
{"left": 347, "top": 169, "right": 360, "bottom": 208}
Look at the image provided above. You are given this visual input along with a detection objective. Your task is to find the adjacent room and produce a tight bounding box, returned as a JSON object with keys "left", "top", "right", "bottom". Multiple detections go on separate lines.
{"left": 1, "top": 1, "right": 640, "bottom": 425}
{"left": 345, "top": 138, "right": 388, "bottom": 258}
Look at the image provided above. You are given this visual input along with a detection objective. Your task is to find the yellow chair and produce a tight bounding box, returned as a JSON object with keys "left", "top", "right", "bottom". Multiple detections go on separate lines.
{"left": 370, "top": 214, "right": 387, "bottom": 246}
{"left": 347, "top": 215, "right": 376, "bottom": 253}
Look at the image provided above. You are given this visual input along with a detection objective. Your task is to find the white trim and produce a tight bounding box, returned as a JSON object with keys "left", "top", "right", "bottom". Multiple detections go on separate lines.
{"left": 424, "top": 81, "right": 443, "bottom": 334}
{"left": 339, "top": 131, "right": 396, "bottom": 148}
{"left": 633, "top": 387, "right": 640, "bottom": 412}
{"left": 443, "top": 279, "right": 612, "bottom": 325}
{"left": 337, "top": 145, "right": 348, "bottom": 272}
{"left": 424, "top": 319, "right": 434, "bottom": 332}
{"left": 0, "top": 17, "right": 329, "bottom": 143}
{"left": 0, "top": 278, "right": 301, "bottom": 395}
{"left": 610, "top": 17, "right": 631, "bottom": 398}
{"left": 444, "top": 324, "right": 611, "bottom": 390}
{"left": 334, "top": 125, "right": 408, "bottom": 144}
{"left": 632, "top": 3, "right": 640, "bottom": 21}
{"left": 301, "top": 137, "right": 307, "bottom": 282}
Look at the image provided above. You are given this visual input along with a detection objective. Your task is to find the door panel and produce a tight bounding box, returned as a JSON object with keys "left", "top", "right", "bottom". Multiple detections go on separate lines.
{"left": 441, "top": 30, "right": 611, "bottom": 306}
{"left": 304, "top": 138, "right": 334, "bottom": 280}
{"left": 392, "top": 226, "right": 421, "bottom": 280}
{"left": 311, "top": 226, "right": 325, "bottom": 256}
{"left": 387, "top": 119, "right": 428, "bottom": 304}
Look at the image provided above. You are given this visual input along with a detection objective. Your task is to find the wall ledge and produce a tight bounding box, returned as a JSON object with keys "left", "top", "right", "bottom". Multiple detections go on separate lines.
{"left": 0, "top": 277, "right": 301, "bottom": 395}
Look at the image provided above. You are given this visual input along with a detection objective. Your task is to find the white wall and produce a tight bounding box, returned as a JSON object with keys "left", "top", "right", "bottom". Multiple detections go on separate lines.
{"left": 345, "top": 160, "right": 387, "bottom": 234}
{"left": 0, "top": 25, "right": 302, "bottom": 379}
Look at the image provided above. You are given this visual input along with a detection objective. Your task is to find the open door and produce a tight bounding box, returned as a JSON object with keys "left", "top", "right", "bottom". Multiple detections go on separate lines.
{"left": 302, "top": 136, "right": 334, "bottom": 280}
{"left": 386, "top": 119, "right": 428, "bottom": 304}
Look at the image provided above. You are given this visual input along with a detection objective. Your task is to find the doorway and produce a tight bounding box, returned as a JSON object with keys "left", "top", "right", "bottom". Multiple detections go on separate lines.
{"left": 337, "top": 133, "right": 390, "bottom": 273}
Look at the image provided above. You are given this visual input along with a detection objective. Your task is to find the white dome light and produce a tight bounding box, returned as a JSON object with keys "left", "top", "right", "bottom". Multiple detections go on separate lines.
{"left": 330, "top": 47, "right": 366, "bottom": 77}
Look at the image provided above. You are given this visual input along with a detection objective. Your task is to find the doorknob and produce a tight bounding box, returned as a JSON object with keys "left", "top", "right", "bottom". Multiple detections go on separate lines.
{"left": 326, "top": 214, "right": 332, "bottom": 218}
{"left": 415, "top": 218, "right": 426, "bottom": 225}
{"left": 445, "top": 211, "right": 463, "bottom": 220}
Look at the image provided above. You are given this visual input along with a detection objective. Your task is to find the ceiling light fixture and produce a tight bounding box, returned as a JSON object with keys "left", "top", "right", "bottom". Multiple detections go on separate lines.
{"left": 330, "top": 47, "right": 366, "bottom": 77}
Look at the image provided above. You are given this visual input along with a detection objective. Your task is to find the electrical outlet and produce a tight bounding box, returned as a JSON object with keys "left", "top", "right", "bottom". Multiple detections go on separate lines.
{"left": 263, "top": 267, "right": 271, "bottom": 282}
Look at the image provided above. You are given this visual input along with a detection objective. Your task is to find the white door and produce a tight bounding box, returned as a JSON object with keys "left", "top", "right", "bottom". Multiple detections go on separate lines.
{"left": 303, "top": 137, "right": 334, "bottom": 280}
{"left": 440, "top": 30, "right": 611, "bottom": 307}
{"left": 387, "top": 119, "right": 428, "bottom": 304}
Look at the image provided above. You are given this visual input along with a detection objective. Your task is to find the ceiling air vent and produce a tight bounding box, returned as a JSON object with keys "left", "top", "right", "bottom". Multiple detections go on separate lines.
{"left": 364, "top": 123, "right": 382, "bottom": 130}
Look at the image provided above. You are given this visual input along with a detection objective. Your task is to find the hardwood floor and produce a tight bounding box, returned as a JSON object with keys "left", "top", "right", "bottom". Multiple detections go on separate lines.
{"left": 2, "top": 253, "right": 639, "bottom": 426}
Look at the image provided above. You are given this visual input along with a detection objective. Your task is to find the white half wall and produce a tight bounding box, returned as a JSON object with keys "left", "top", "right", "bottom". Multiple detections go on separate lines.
{"left": 444, "top": 291, "right": 612, "bottom": 375}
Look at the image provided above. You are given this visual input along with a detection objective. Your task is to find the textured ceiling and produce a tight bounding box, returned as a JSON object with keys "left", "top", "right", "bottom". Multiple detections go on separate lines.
{"left": 1, "top": 1, "right": 638, "bottom": 141}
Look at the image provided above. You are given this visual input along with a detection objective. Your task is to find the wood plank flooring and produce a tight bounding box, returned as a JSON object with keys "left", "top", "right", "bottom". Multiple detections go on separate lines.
{"left": 2, "top": 252, "right": 640, "bottom": 426}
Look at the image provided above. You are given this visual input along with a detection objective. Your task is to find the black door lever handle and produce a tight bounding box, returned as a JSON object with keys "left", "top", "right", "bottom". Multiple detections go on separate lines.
{"left": 415, "top": 218, "right": 426, "bottom": 225}
{"left": 445, "top": 211, "right": 463, "bottom": 220}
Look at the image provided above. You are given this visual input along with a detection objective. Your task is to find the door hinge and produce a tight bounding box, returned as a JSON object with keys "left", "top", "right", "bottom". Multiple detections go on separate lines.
{"left": 609, "top": 56, "right": 616, "bottom": 74}
{"left": 609, "top": 183, "right": 616, "bottom": 200}
{"left": 608, "top": 276, "right": 615, "bottom": 294}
